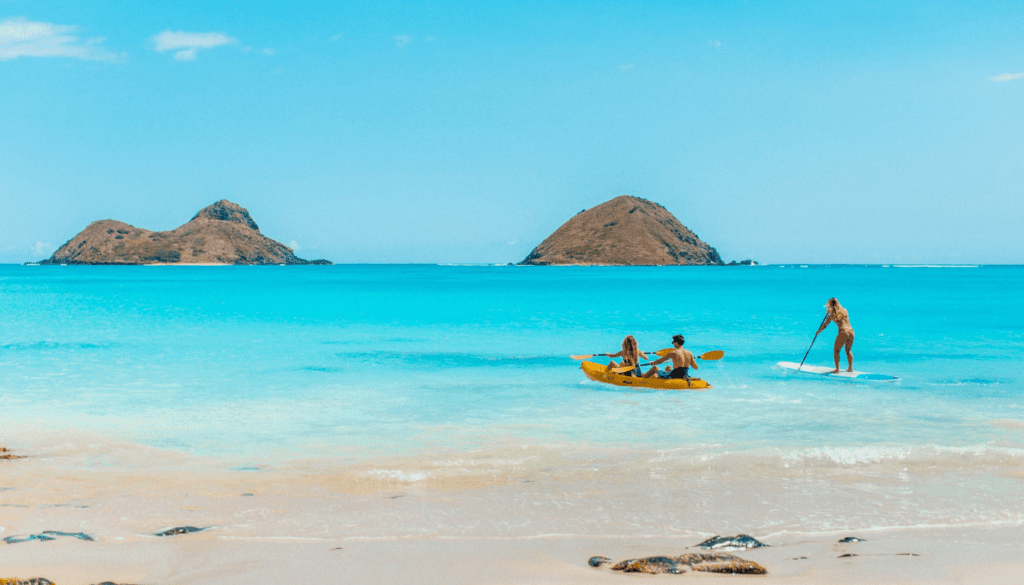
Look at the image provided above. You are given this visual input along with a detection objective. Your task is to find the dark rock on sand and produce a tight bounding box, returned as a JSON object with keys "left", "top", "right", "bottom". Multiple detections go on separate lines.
{"left": 839, "top": 536, "right": 866, "bottom": 543}
{"left": 588, "top": 556, "right": 612, "bottom": 568}
{"left": 42, "top": 200, "right": 332, "bottom": 265}
{"left": 838, "top": 553, "right": 858, "bottom": 558}
{"left": 41, "top": 531, "right": 94, "bottom": 541}
{"left": 599, "top": 552, "right": 767, "bottom": 575}
{"left": 1, "top": 447, "right": 24, "bottom": 460}
{"left": 4, "top": 531, "right": 94, "bottom": 544}
{"left": 695, "top": 534, "right": 771, "bottom": 550}
{"left": 155, "top": 526, "right": 206, "bottom": 537}
{"left": 0, "top": 579, "right": 56, "bottom": 585}
{"left": 519, "top": 195, "right": 724, "bottom": 266}
{"left": 4, "top": 534, "right": 55, "bottom": 544}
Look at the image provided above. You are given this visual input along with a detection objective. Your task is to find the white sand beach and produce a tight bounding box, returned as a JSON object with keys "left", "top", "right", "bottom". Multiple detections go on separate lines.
{"left": 3, "top": 440, "right": 1023, "bottom": 584}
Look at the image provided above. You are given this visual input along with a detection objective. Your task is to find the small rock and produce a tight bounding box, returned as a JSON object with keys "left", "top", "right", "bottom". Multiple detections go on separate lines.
{"left": 0, "top": 579, "right": 55, "bottom": 585}
{"left": 694, "top": 534, "right": 770, "bottom": 550}
{"left": 155, "top": 526, "right": 206, "bottom": 537}
{"left": 0, "top": 447, "right": 25, "bottom": 460}
{"left": 4, "top": 534, "right": 56, "bottom": 544}
{"left": 896, "top": 553, "right": 920, "bottom": 556}
{"left": 838, "top": 536, "right": 866, "bottom": 543}
{"left": 41, "top": 531, "right": 94, "bottom": 541}
{"left": 588, "top": 556, "right": 612, "bottom": 568}
{"left": 838, "top": 553, "right": 858, "bottom": 558}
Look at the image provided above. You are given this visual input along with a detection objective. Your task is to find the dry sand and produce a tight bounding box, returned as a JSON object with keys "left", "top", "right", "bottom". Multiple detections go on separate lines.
{"left": 2, "top": 526, "right": 1023, "bottom": 584}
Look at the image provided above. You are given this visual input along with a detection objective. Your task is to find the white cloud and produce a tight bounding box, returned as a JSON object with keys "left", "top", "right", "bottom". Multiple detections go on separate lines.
{"left": 151, "top": 30, "right": 237, "bottom": 61}
{"left": 330, "top": 32, "right": 344, "bottom": 42}
{"left": 32, "top": 241, "right": 52, "bottom": 257}
{"left": 289, "top": 240, "right": 301, "bottom": 252}
{"left": 394, "top": 35, "right": 411, "bottom": 48}
{"left": 261, "top": 47, "right": 276, "bottom": 56}
{"left": 990, "top": 72, "right": 1024, "bottom": 82}
{"left": 618, "top": 63, "right": 634, "bottom": 70}
{"left": 709, "top": 39, "right": 722, "bottom": 47}
{"left": 0, "top": 17, "right": 120, "bottom": 61}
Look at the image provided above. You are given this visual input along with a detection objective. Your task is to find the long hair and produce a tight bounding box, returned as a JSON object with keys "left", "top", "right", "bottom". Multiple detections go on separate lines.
{"left": 621, "top": 335, "right": 639, "bottom": 367}
{"left": 827, "top": 298, "right": 848, "bottom": 321}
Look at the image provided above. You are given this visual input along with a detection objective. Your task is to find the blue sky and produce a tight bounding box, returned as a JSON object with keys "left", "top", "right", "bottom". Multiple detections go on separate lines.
{"left": 2, "top": 0, "right": 1022, "bottom": 264}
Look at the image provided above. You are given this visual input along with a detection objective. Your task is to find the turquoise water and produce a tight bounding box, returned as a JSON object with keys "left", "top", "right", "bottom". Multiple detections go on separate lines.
{"left": 2, "top": 264, "right": 1022, "bottom": 462}
{"left": 3, "top": 264, "right": 1024, "bottom": 538}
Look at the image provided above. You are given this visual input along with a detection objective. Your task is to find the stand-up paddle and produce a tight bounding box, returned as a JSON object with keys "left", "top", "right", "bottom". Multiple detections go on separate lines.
{"left": 795, "top": 315, "right": 829, "bottom": 372}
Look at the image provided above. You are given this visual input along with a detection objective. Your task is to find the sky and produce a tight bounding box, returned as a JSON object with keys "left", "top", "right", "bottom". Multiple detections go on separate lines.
{"left": 1, "top": 0, "right": 1022, "bottom": 264}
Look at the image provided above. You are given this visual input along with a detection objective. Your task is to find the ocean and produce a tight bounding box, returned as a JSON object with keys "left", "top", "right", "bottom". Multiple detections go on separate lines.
{"left": 2, "top": 264, "right": 1023, "bottom": 541}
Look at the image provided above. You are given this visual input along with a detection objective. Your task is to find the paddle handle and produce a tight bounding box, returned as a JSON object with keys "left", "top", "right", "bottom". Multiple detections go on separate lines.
{"left": 797, "top": 315, "right": 830, "bottom": 371}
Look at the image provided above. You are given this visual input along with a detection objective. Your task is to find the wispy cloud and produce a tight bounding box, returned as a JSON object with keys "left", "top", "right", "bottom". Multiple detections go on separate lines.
{"left": 32, "top": 241, "right": 52, "bottom": 257}
{"left": 990, "top": 72, "right": 1024, "bottom": 82}
{"left": 709, "top": 39, "right": 722, "bottom": 47}
{"left": 617, "top": 63, "right": 634, "bottom": 70}
{"left": 394, "top": 35, "right": 412, "bottom": 48}
{"left": 330, "top": 32, "right": 344, "bottom": 42}
{"left": 289, "top": 240, "right": 301, "bottom": 252}
{"left": 0, "top": 17, "right": 120, "bottom": 61}
{"left": 151, "top": 30, "right": 237, "bottom": 61}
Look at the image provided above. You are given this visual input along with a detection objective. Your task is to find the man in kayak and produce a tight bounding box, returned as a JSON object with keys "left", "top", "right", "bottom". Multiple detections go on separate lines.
{"left": 643, "top": 334, "right": 698, "bottom": 380}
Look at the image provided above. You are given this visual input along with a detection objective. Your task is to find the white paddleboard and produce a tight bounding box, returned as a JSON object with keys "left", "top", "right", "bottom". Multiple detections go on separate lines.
{"left": 777, "top": 361, "right": 900, "bottom": 382}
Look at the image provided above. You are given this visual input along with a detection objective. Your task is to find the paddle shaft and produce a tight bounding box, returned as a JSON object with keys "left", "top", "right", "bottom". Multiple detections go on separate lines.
{"left": 797, "top": 315, "right": 830, "bottom": 371}
{"left": 612, "top": 350, "right": 723, "bottom": 373}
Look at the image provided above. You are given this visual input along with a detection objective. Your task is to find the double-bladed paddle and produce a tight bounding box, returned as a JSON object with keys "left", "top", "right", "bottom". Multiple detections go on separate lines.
{"left": 571, "top": 348, "right": 680, "bottom": 360}
{"left": 610, "top": 350, "right": 724, "bottom": 373}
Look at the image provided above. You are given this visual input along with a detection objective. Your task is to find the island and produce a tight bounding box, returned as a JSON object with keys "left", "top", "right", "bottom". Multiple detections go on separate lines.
{"left": 40, "top": 200, "right": 332, "bottom": 265}
{"left": 519, "top": 195, "right": 753, "bottom": 266}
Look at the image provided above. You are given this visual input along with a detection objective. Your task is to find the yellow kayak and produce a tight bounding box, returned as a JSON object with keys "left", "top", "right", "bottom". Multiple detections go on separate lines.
{"left": 580, "top": 361, "right": 711, "bottom": 390}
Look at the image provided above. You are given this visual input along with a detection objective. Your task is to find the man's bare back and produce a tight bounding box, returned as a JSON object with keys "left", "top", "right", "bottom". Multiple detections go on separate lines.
{"left": 642, "top": 335, "right": 698, "bottom": 379}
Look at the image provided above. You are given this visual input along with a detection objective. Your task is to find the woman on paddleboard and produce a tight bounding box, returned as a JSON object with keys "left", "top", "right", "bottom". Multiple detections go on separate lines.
{"left": 605, "top": 335, "right": 648, "bottom": 377}
{"left": 818, "top": 297, "right": 855, "bottom": 373}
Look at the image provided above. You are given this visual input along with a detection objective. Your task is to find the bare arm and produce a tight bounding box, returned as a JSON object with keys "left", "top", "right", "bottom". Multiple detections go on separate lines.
{"left": 649, "top": 355, "right": 670, "bottom": 366}
{"left": 816, "top": 317, "right": 833, "bottom": 334}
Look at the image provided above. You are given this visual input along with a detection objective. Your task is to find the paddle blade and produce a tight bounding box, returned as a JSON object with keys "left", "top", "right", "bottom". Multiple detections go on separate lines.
{"left": 644, "top": 349, "right": 673, "bottom": 357}
{"left": 610, "top": 365, "right": 637, "bottom": 373}
{"left": 699, "top": 350, "right": 724, "bottom": 361}
{"left": 571, "top": 353, "right": 601, "bottom": 360}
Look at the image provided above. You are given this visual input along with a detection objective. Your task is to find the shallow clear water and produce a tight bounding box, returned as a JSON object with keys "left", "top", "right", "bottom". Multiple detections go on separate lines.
{"left": 2, "top": 264, "right": 1023, "bottom": 537}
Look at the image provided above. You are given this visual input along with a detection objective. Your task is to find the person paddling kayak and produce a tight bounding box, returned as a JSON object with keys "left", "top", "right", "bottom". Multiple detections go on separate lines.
{"left": 642, "top": 335, "right": 697, "bottom": 380}
{"left": 818, "top": 297, "right": 855, "bottom": 373}
{"left": 605, "top": 335, "right": 649, "bottom": 377}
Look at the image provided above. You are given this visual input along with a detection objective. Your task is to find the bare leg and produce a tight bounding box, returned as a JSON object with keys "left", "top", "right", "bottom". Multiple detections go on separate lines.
{"left": 832, "top": 334, "right": 842, "bottom": 373}
{"left": 845, "top": 334, "right": 855, "bottom": 372}
{"left": 605, "top": 360, "right": 620, "bottom": 372}
{"left": 833, "top": 332, "right": 853, "bottom": 373}
{"left": 643, "top": 366, "right": 659, "bottom": 378}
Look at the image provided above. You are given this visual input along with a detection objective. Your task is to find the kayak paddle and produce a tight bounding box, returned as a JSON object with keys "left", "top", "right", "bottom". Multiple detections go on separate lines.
{"left": 610, "top": 350, "right": 724, "bottom": 373}
{"left": 570, "top": 353, "right": 608, "bottom": 360}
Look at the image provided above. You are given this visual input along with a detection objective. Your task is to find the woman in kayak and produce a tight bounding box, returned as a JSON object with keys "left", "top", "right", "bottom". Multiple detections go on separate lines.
{"left": 605, "top": 335, "right": 648, "bottom": 377}
{"left": 818, "top": 297, "right": 855, "bottom": 373}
